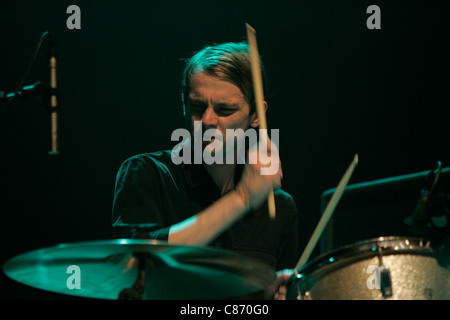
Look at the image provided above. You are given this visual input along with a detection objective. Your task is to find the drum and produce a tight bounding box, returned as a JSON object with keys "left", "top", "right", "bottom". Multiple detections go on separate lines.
{"left": 287, "top": 236, "right": 450, "bottom": 300}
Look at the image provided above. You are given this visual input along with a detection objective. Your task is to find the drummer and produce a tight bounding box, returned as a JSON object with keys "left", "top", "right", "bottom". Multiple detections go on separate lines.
{"left": 112, "top": 42, "right": 299, "bottom": 300}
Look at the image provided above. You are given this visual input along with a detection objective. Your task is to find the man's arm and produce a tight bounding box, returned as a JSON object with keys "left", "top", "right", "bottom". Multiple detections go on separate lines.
{"left": 167, "top": 188, "right": 248, "bottom": 245}
{"left": 169, "top": 136, "right": 282, "bottom": 245}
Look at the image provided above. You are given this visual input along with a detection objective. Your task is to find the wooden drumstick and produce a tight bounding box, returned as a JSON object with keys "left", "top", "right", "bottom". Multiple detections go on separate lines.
{"left": 246, "top": 23, "right": 276, "bottom": 219}
{"left": 295, "top": 154, "right": 359, "bottom": 270}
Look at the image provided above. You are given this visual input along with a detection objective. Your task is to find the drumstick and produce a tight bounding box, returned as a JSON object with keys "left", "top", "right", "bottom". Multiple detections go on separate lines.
{"left": 295, "top": 154, "right": 359, "bottom": 270}
{"left": 246, "top": 23, "right": 276, "bottom": 219}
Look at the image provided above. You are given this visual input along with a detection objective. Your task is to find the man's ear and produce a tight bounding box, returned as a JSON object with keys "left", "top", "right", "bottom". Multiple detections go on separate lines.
{"left": 249, "top": 101, "right": 268, "bottom": 128}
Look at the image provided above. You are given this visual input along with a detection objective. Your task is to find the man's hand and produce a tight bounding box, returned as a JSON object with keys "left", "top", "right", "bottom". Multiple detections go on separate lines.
{"left": 237, "top": 136, "right": 282, "bottom": 210}
{"left": 264, "top": 269, "right": 294, "bottom": 300}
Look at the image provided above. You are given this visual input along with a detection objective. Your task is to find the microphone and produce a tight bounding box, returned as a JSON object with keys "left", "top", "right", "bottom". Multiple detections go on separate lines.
{"left": 48, "top": 33, "right": 59, "bottom": 155}
{"left": 0, "top": 82, "right": 44, "bottom": 104}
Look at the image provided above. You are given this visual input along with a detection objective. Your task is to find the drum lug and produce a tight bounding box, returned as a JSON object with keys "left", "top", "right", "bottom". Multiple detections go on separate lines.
{"left": 301, "top": 291, "right": 312, "bottom": 300}
{"left": 296, "top": 288, "right": 312, "bottom": 300}
{"left": 379, "top": 265, "right": 393, "bottom": 298}
{"left": 293, "top": 272, "right": 312, "bottom": 300}
{"left": 376, "top": 243, "right": 393, "bottom": 298}
{"left": 424, "top": 288, "right": 434, "bottom": 300}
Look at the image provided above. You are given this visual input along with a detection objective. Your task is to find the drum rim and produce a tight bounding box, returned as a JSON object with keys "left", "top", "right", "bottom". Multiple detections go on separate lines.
{"left": 296, "top": 236, "right": 433, "bottom": 277}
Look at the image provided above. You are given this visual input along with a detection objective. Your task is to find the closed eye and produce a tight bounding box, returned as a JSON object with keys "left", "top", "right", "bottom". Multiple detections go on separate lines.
{"left": 188, "top": 100, "right": 240, "bottom": 117}
{"left": 215, "top": 103, "right": 239, "bottom": 116}
{"left": 189, "top": 102, "right": 207, "bottom": 115}
{"left": 215, "top": 107, "right": 237, "bottom": 116}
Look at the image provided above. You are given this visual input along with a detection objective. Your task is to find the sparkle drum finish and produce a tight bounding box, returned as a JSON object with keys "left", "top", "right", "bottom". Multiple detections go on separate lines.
{"left": 288, "top": 236, "right": 450, "bottom": 300}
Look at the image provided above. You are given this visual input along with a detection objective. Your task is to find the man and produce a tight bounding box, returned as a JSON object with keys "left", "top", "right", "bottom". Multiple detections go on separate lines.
{"left": 112, "top": 42, "right": 299, "bottom": 299}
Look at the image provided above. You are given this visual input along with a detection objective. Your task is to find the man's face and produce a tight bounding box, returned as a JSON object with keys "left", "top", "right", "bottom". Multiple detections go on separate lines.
{"left": 187, "top": 72, "right": 258, "bottom": 160}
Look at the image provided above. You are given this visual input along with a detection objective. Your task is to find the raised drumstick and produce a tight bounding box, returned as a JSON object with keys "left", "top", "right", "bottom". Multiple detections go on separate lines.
{"left": 295, "top": 154, "right": 359, "bottom": 270}
{"left": 246, "top": 23, "right": 276, "bottom": 219}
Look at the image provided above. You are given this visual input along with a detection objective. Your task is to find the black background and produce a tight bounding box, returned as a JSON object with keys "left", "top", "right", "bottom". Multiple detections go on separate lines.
{"left": 1, "top": 1, "right": 449, "bottom": 299}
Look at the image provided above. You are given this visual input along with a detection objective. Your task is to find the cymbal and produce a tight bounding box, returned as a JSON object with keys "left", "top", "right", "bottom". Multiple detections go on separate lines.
{"left": 3, "top": 239, "right": 276, "bottom": 300}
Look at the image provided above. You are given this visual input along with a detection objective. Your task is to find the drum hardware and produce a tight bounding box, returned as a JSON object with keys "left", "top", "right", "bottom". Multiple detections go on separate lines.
{"left": 424, "top": 288, "right": 434, "bottom": 300}
{"left": 118, "top": 253, "right": 146, "bottom": 300}
{"left": 291, "top": 272, "right": 310, "bottom": 300}
{"left": 375, "top": 242, "right": 392, "bottom": 298}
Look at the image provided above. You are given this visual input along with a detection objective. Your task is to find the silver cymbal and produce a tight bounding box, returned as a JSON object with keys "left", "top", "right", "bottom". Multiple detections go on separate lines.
{"left": 3, "top": 239, "right": 276, "bottom": 300}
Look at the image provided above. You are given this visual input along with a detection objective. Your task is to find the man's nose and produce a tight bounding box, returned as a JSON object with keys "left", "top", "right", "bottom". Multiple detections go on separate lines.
{"left": 201, "top": 105, "right": 218, "bottom": 128}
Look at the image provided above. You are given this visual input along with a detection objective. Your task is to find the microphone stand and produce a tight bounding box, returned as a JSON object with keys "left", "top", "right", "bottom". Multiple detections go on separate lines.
{"left": 1, "top": 31, "right": 59, "bottom": 155}
{"left": 47, "top": 33, "right": 59, "bottom": 155}
{"left": 404, "top": 161, "right": 442, "bottom": 237}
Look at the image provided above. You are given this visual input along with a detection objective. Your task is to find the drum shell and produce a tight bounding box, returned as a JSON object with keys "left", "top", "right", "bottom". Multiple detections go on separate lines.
{"left": 288, "top": 237, "right": 450, "bottom": 300}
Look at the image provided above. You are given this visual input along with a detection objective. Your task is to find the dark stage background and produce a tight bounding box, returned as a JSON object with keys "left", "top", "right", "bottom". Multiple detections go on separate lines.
{"left": 1, "top": 1, "right": 449, "bottom": 299}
